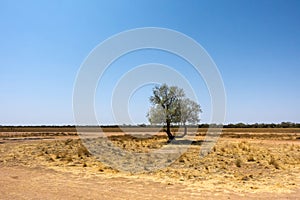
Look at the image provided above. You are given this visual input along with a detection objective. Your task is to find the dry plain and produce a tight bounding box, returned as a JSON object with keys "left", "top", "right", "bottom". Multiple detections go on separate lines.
{"left": 0, "top": 127, "right": 299, "bottom": 199}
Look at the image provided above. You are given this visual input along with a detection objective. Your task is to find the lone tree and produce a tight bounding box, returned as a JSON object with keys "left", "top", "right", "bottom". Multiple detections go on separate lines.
{"left": 147, "top": 84, "right": 201, "bottom": 141}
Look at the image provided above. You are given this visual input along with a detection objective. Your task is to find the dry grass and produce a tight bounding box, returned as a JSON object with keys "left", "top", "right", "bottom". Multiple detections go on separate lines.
{"left": 0, "top": 131, "right": 299, "bottom": 194}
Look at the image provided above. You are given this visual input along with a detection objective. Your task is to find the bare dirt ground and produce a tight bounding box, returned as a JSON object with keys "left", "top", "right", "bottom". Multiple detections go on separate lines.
{"left": 0, "top": 128, "right": 299, "bottom": 199}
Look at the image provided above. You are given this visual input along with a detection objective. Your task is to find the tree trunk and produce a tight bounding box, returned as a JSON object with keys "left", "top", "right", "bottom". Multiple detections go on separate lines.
{"left": 184, "top": 125, "right": 187, "bottom": 136}
{"left": 166, "top": 119, "right": 174, "bottom": 141}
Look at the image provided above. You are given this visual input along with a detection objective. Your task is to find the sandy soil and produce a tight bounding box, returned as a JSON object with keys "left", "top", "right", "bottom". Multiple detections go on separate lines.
{"left": 1, "top": 166, "right": 299, "bottom": 200}
{"left": 0, "top": 130, "right": 299, "bottom": 199}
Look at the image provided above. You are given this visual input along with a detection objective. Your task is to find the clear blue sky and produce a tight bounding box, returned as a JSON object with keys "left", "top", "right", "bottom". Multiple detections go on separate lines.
{"left": 1, "top": 0, "right": 299, "bottom": 125}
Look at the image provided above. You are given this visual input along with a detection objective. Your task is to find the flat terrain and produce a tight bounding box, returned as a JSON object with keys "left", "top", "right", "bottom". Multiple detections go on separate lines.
{"left": 0, "top": 128, "right": 299, "bottom": 199}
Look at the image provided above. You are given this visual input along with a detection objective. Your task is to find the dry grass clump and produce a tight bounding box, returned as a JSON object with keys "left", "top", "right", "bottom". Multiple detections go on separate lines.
{"left": 235, "top": 158, "right": 243, "bottom": 167}
{"left": 247, "top": 154, "right": 256, "bottom": 162}
{"left": 109, "top": 135, "right": 167, "bottom": 153}
{"left": 212, "top": 141, "right": 299, "bottom": 170}
{"left": 269, "top": 156, "right": 281, "bottom": 169}
{"left": 238, "top": 141, "right": 251, "bottom": 151}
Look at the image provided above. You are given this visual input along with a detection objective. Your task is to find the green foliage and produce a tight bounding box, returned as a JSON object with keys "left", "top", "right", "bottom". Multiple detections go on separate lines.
{"left": 179, "top": 98, "right": 202, "bottom": 125}
{"left": 147, "top": 84, "right": 201, "bottom": 126}
{"left": 147, "top": 105, "right": 166, "bottom": 124}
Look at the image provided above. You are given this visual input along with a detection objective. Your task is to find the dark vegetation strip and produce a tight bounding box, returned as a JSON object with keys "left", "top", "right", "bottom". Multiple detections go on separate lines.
{"left": 0, "top": 127, "right": 299, "bottom": 133}
{"left": 1, "top": 123, "right": 300, "bottom": 132}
